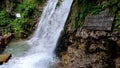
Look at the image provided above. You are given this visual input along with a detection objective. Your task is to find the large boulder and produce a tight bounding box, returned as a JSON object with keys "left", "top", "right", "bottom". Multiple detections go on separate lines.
{"left": 0, "top": 53, "right": 12, "bottom": 64}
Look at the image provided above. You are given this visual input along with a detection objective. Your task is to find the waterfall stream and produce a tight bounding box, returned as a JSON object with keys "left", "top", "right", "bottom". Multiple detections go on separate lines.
{"left": 0, "top": 0, "right": 73, "bottom": 68}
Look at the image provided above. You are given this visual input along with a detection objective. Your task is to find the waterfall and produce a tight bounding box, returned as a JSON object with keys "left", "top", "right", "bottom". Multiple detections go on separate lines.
{"left": 0, "top": 0, "right": 73, "bottom": 68}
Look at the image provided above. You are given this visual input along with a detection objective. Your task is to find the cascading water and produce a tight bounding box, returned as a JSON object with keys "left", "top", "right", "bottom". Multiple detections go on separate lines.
{"left": 0, "top": 0, "right": 73, "bottom": 68}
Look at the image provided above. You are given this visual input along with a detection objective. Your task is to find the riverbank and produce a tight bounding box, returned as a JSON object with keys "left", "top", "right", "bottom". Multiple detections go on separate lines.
{"left": 0, "top": 0, "right": 46, "bottom": 64}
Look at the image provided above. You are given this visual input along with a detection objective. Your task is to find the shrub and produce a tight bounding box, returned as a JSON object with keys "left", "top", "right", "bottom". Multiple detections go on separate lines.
{"left": 0, "top": 10, "right": 12, "bottom": 26}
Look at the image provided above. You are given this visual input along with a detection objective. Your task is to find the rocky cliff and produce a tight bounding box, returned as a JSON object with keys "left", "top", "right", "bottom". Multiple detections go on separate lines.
{"left": 55, "top": 0, "right": 120, "bottom": 68}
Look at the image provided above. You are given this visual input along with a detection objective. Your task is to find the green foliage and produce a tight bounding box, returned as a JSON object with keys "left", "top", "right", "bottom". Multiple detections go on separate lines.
{"left": 72, "top": 0, "right": 100, "bottom": 27}
{"left": 72, "top": 0, "right": 120, "bottom": 30}
{"left": 114, "top": 12, "right": 120, "bottom": 30}
{"left": 17, "top": 0, "right": 36, "bottom": 18}
{"left": 0, "top": 10, "right": 12, "bottom": 26}
{"left": 9, "top": 18, "right": 28, "bottom": 37}
{"left": 118, "top": 2, "right": 120, "bottom": 8}
{"left": 0, "top": 0, "right": 45, "bottom": 37}
{"left": 11, "top": 0, "right": 36, "bottom": 37}
{"left": 112, "top": 0, "right": 120, "bottom": 30}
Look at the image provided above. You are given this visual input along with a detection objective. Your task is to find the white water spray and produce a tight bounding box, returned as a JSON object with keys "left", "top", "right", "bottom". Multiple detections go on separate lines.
{"left": 0, "top": 0, "right": 73, "bottom": 68}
